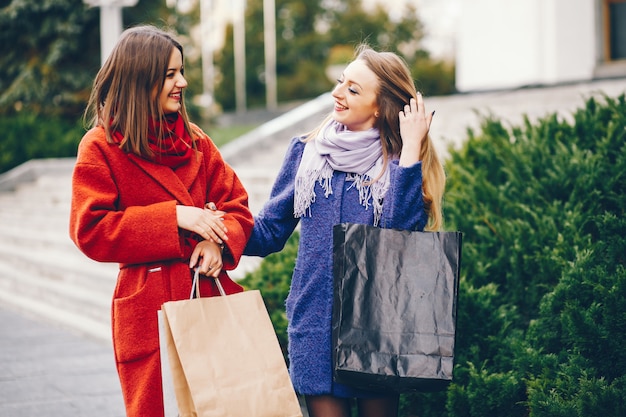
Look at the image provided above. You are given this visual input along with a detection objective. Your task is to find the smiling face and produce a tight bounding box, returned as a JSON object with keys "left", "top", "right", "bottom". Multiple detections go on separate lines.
{"left": 331, "top": 59, "right": 380, "bottom": 131}
{"left": 159, "top": 47, "right": 187, "bottom": 115}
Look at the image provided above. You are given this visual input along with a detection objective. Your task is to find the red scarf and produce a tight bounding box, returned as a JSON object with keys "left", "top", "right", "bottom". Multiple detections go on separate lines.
{"left": 113, "top": 113, "right": 193, "bottom": 169}
{"left": 148, "top": 113, "right": 193, "bottom": 169}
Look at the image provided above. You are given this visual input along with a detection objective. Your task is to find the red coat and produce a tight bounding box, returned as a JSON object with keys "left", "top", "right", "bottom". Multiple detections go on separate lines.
{"left": 69, "top": 125, "right": 254, "bottom": 417}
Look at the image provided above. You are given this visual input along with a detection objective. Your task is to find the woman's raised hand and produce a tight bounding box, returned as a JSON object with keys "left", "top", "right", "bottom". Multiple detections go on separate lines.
{"left": 398, "top": 93, "right": 434, "bottom": 166}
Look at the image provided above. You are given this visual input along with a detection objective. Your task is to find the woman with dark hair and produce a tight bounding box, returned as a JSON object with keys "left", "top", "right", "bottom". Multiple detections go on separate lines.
{"left": 69, "top": 25, "right": 253, "bottom": 417}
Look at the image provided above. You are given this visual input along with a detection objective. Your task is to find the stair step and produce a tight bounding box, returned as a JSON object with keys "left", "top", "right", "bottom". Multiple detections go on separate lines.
{"left": 0, "top": 288, "right": 111, "bottom": 341}
{"left": 0, "top": 235, "right": 118, "bottom": 294}
{"left": 0, "top": 260, "right": 112, "bottom": 341}
{"left": 0, "top": 219, "right": 75, "bottom": 246}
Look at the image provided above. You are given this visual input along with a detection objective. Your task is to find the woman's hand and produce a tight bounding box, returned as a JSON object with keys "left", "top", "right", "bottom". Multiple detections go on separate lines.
{"left": 176, "top": 205, "right": 228, "bottom": 244}
{"left": 399, "top": 93, "right": 434, "bottom": 167}
{"left": 189, "top": 240, "right": 223, "bottom": 277}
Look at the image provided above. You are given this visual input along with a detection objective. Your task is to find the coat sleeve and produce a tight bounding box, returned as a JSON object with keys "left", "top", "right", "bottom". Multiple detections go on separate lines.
{"left": 195, "top": 129, "right": 254, "bottom": 269}
{"left": 69, "top": 130, "right": 183, "bottom": 264}
{"left": 243, "top": 137, "right": 303, "bottom": 257}
{"left": 381, "top": 160, "right": 428, "bottom": 231}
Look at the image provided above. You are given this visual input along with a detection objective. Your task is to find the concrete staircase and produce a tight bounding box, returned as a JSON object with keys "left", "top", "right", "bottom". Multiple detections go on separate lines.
{"left": 0, "top": 170, "right": 117, "bottom": 340}
{"left": 1, "top": 80, "right": 625, "bottom": 341}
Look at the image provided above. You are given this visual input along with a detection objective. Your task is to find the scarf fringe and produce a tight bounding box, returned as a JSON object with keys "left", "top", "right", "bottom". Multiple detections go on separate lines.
{"left": 294, "top": 165, "right": 334, "bottom": 218}
{"left": 346, "top": 173, "right": 387, "bottom": 227}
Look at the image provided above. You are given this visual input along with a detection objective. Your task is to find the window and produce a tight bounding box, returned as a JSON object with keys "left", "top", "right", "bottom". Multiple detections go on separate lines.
{"left": 603, "top": 0, "right": 626, "bottom": 61}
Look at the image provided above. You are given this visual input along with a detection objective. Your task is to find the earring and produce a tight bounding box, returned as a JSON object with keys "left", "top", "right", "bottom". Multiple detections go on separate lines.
{"left": 375, "top": 111, "right": 380, "bottom": 118}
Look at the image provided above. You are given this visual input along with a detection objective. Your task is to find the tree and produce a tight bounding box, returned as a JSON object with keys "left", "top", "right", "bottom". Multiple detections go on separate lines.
{"left": 0, "top": 0, "right": 201, "bottom": 119}
{"left": 0, "top": 0, "right": 100, "bottom": 118}
{"left": 0, "top": 0, "right": 203, "bottom": 173}
{"left": 213, "top": 0, "right": 440, "bottom": 111}
{"left": 213, "top": 0, "right": 329, "bottom": 109}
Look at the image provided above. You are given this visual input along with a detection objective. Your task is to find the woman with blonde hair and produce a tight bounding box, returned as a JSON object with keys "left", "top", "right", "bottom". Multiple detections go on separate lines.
{"left": 243, "top": 44, "right": 446, "bottom": 417}
{"left": 69, "top": 25, "right": 253, "bottom": 417}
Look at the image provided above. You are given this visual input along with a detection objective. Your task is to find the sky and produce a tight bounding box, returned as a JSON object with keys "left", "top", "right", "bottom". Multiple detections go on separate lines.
{"left": 365, "top": 0, "right": 461, "bottom": 59}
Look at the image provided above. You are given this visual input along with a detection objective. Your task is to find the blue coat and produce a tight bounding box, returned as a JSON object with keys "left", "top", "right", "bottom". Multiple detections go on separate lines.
{"left": 244, "top": 137, "right": 427, "bottom": 397}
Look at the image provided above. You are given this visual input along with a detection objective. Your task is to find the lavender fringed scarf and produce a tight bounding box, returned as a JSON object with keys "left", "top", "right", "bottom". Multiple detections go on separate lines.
{"left": 294, "top": 119, "right": 390, "bottom": 226}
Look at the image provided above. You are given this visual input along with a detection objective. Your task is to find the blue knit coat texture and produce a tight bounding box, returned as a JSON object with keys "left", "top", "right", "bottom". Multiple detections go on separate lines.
{"left": 244, "top": 136, "right": 428, "bottom": 397}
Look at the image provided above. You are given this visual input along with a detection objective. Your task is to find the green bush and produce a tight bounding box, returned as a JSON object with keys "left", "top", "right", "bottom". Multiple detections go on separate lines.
{"left": 525, "top": 213, "right": 626, "bottom": 416}
{"left": 437, "top": 94, "right": 626, "bottom": 416}
{"left": 0, "top": 113, "right": 84, "bottom": 173}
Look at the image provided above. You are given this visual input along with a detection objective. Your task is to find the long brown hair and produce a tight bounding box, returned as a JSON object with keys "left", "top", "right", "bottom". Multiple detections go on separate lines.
{"left": 308, "top": 45, "right": 446, "bottom": 230}
{"left": 358, "top": 45, "right": 446, "bottom": 230}
{"left": 84, "top": 25, "right": 196, "bottom": 159}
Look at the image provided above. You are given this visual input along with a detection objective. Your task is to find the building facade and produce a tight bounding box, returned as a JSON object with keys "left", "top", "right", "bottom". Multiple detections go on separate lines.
{"left": 455, "top": 0, "right": 626, "bottom": 92}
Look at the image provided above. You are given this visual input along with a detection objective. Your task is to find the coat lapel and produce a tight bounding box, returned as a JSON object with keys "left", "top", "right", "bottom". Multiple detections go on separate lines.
{"left": 128, "top": 151, "right": 203, "bottom": 206}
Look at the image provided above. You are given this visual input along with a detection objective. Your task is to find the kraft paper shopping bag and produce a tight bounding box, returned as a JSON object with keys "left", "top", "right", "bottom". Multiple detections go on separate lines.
{"left": 159, "top": 269, "right": 302, "bottom": 417}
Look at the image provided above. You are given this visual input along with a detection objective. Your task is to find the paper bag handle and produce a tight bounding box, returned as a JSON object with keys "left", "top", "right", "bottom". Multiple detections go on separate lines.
{"left": 190, "top": 268, "right": 226, "bottom": 299}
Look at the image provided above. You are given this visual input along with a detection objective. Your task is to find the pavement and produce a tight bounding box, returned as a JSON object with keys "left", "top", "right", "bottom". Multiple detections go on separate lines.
{"left": 0, "top": 304, "right": 310, "bottom": 417}
{"left": 0, "top": 306, "right": 125, "bottom": 417}
{"left": 0, "top": 77, "right": 624, "bottom": 416}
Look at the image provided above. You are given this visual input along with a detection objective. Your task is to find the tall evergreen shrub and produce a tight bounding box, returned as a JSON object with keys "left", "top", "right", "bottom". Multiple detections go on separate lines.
{"left": 437, "top": 94, "right": 626, "bottom": 416}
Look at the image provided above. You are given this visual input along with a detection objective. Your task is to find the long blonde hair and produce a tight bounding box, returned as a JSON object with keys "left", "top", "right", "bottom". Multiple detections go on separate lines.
{"left": 308, "top": 45, "right": 446, "bottom": 230}
{"left": 84, "top": 25, "right": 196, "bottom": 158}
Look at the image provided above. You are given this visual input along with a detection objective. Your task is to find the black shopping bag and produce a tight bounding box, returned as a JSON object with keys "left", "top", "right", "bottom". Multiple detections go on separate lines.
{"left": 332, "top": 223, "right": 462, "bottom": 393}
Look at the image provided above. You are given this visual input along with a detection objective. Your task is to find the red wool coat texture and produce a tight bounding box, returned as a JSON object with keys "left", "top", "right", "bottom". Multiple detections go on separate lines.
{"left": 69, "top": 125, "right": 254, "bottom": 417}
